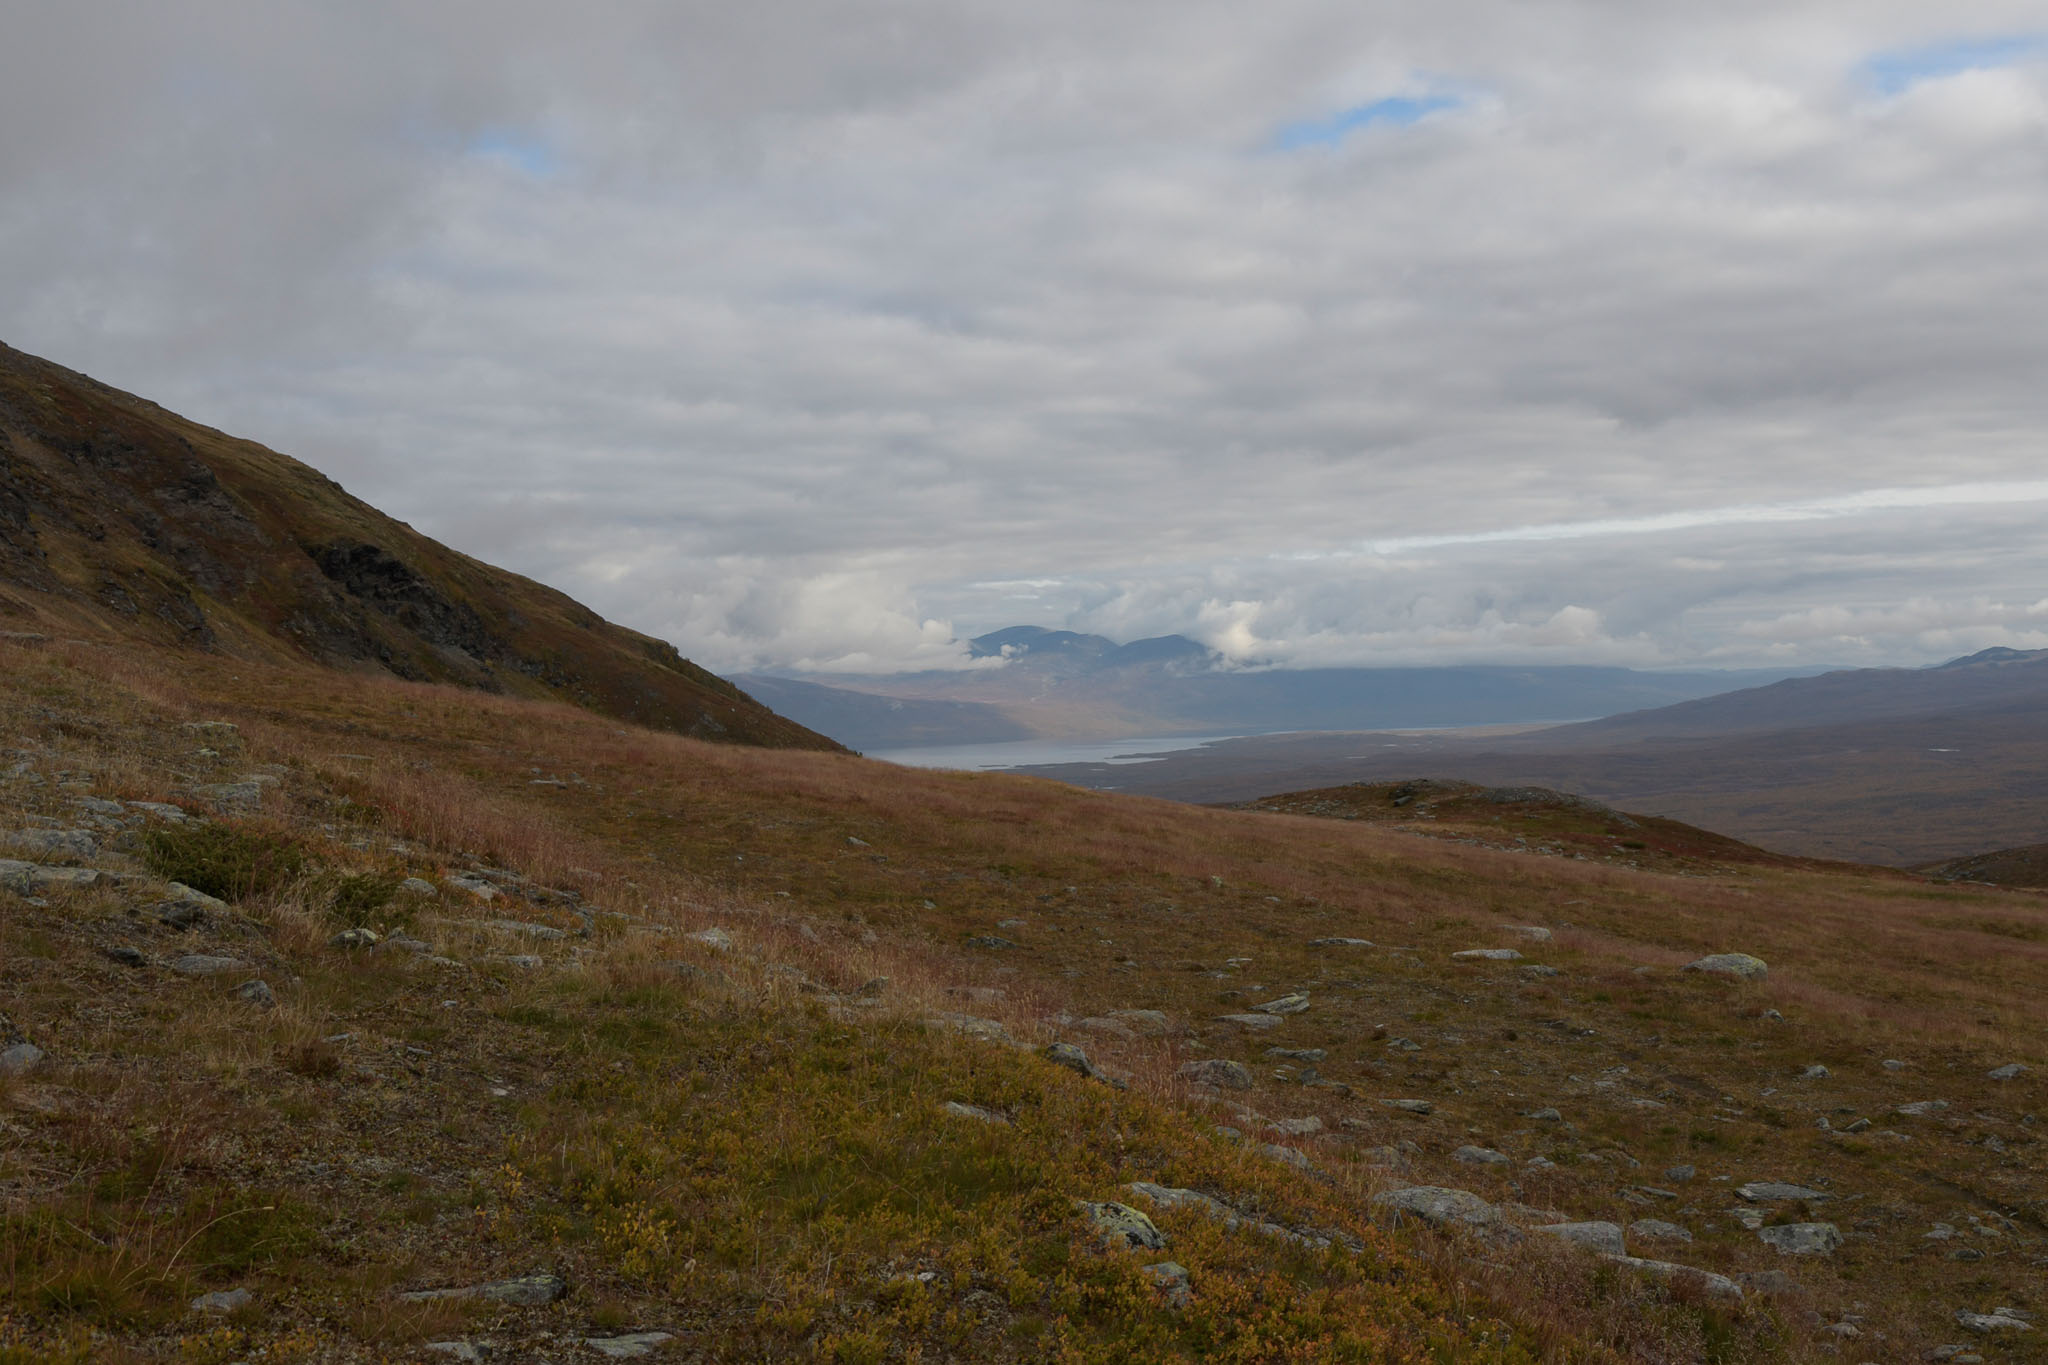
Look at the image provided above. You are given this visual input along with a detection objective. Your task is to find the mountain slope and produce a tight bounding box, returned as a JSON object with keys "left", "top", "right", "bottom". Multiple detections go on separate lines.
{"left": 0, "top": 341, "right": 837, "bottom": 750}
{"left": 1006, "top": 652, "right": 2048, "bottom": 863}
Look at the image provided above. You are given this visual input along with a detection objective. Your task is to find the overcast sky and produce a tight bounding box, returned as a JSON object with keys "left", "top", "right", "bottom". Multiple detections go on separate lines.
{"left": 6, "top": 2, "right": 2047, "bottom": 673}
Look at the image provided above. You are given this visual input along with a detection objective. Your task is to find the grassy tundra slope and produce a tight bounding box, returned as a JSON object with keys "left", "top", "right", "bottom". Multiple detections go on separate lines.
{"left": 0, "top": 636, "right": 2044, "bottom": 1363}
{"left": 0, "top": 341, "right": 836, "bottom": 752}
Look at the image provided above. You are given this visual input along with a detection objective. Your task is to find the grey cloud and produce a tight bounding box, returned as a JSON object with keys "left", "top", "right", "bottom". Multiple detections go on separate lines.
{"left": 4, "top": 3, "right": 2046, "bottom": 672}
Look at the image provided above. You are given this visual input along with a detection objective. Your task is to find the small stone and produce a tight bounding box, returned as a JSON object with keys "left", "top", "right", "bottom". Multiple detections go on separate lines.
{"left": 1738, "top": 1269, "right": 1797, "bottom": 1294}
{"left": 1381, "top": 1098, "right": 1434, "bottom": 1115}
{"left": 1454, "top": 1145, "right": 1511, "bottom": 1166}
{"left": 1843, "top": 1117, "right": 1871, "bottom": 1133}
{"left": 1987, "top": 1063, "right": 2027, "bottom": 1081}
{"left": 1139, "top": 1261, "right": 1191, "bottom": 1309}
{"left": 1385, "top": 1036, "right": 1421, "bottom": 1052}
{"left": 171, "top": 954, "right": 242, "bottom": 976}
{"left": 1758, "top": 1222, "right": 1842, "bottom": 1256}
{"left": 1523, "top": 1106, "right": 1562, "bottom": 1122}
{"left": 1881, "top": 1058, "right": 1905, "bottom": 1070}
{"left": 329, "top": 927, "right": 380, "bottom": 949}
{"left": 1629, "top": 1219, "right": 1693, "bottom": 1243}
{"left": 855, "top": 976, "right": 890, "bottom": 998}
{"left": 1452, "top": 948, "right": 1522, "bottom": 962}
{"left": 1664, "top": 1164, "right": 1696, "bottom": 1182}
{"left": 1541, "top": 1221, "right": 1626, "bottom": 1254}
{"left": 1896, "top": 1100, "right": 1949, "bottom": 1117}
{"left": 941, "top": 1101, "right": 1009, "bottom": 1126}
{"left": 1077, "top": 1200, "right": 1166, "bottom": 1251}
{"left": 190, "top": 1287, "right": 252, "bottom": 1313}
{"left": 399, "top": 876, "right": 438, "bottom": 896}
{"left": 1683, "top": 953, "right": 1768, "bottom": 980}
{"left": 1252, "top": 992, "right": 1311, "bottom": 1015}
{"left": 235, "top": 979, "right": 277, "bottom": 1010}
{"left": 1502, "top": 924, "right": 1552, "bottom": 941}
{"left": 689, "top": 928, "right": 733, "bottom": 951}
{"left": 0, "top": 1042, "right": 46, "bottom": 1075}
{"left": 1308, "top": 937, "right": 1373, "bottom": 947}
{"left": 1217, "top": 1013, "right": 1285, "bottom": 1030}
{"left": 1268, "top": 1116, "right": 1323, "bottom": 1137}
{"left": 103, "top": 945, "right": 147, "bottom": 967}
{"left": 1179, "top": 1058, "right": 1252, "bottom": 1090}
{"left": 966, "top": 935, "right": 1017, "bottom": 949}
{"left": 582, "top": 1333, "right": 677, "bottom": 1359}
{"left": 1266, "top": 1047, "right": 1326, "bottom": 1063}
{"left": 1800, "top": 1064, "right": 1830, "bottom": 1079}
{"left": 422, "top": 1344, "right": 485, "bottom": 1363}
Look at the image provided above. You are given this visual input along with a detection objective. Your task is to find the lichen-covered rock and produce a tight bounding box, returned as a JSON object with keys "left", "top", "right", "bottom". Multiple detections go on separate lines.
{"left": 1737, "top": 1181, "right": 1832, "bottom": 1202}
{"left": 1178, "top": 1058, "right": 1252, "bottom": 1089}
{"left": 1454, "top": 1145, "right": 1510, "bottom": 1166}
{"left": 1683, "top": 953, "right": 1768, "bottom": 980}
{"left": 1370, "top": 1186, "right": 1502, "bottom": 1230}
{"left": 1757, "top": 1222, "right": 1842, "bottom": 1256}
{"left": 1076, "top": 1200, "right": 1166, "bottom": 1251}
{"left": 1140, "top": 1260, "right": 1191, "bottom": 1309}
{"left": 1252, "top": 992, "right": 1310, "bottom": 1015}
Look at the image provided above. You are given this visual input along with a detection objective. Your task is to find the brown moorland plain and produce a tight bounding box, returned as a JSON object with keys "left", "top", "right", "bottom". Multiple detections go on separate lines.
{"left": 0, "top": 636, "right": 2044, "bottom": 1363}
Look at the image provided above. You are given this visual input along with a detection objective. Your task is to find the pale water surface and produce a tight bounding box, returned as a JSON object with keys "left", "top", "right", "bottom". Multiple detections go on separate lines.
{"left": 871, "top": 733, "right": 1254, "bottom": 772}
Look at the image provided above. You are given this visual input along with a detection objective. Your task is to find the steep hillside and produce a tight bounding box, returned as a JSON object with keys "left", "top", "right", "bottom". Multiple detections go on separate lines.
{"left": 1, "top": 633, "right": 2044, "bottom": 1362}
{"left": 0, "top": 341, "right": 837, "bottom": 751}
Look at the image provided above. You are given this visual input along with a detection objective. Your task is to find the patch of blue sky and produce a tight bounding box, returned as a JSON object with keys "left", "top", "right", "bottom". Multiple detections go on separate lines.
{"left": 467, "top": 128, "right": 562, "bottom": 178}
{"left": 1861, "top": 33, "right": 2044, "bottom": 95}
{"left": 1273, "top": 93, "right": 1462, "bottom": 150}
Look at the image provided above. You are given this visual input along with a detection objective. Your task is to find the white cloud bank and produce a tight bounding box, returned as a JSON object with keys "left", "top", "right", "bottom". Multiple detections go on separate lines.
{"left": 4, "top": 2, "right": 2047, "bottom": 671}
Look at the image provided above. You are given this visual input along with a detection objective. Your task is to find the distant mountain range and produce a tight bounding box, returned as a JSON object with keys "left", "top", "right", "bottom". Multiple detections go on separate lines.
{"left": 733, "top": 624, "right": 1817, "bottom": 751}
{"left": 1006, "top": 646, "right": 2048, "bottom": 865}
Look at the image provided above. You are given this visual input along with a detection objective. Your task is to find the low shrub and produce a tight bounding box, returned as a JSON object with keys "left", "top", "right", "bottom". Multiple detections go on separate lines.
{"left": 140, "top": 821, "right": 308, "bottom": 902}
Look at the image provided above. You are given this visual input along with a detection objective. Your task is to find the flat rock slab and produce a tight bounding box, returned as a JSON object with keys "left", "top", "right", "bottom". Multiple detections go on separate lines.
{"left": 1501, "top": 925, "right": 1552, "bottom": 941}
{"left": 399, "top": 1273, "right": 567, "bottom": 1306}
{"left": 1683, "top": 953, "right": 1768, "bottom": 980}
{"left": 0, "top": 1043, "right": 46, "bottom": 1075}
{"left": 1217, "top": 1013, "right": 1285, "bottom": 1030}
{"left": 1308, "top": 937, "right": 1373, "bottom": 947}
{"left": 1987, "top": 1063, "right": 2028, "bottom": 1081}
{"left": 1252, "top": 993, "right": 1310, "bottom": 1015}
{"left": 0, "top": 860, "right": 103, "bottom": 893}
{"left": 1454, "top": 1145, "right": 1510, "bottom": 1165}
{"left": 1538, "top": 1221, "right": 1626, "bottom": 1255}
{"left": 1380, "top": 1098, "right": 1433, "bottom": 1115}
{"left": 1629, "top": 1219, "right": 1693, "bottom": 1243}
{"left": 584, "top": 1332, "right": 677, "bottom": 1359}
{"left": 1371, "top": 1186, "right": 1503, "bottom": 1231}
{"left": 1956, "top": 1310, "right": 2033, "bottom": 1334}
{"left": 1107, "top": 1008, "right": 1170, "bottom": 1035}
{"left": 1737, "top": 1181, "right": 1832, "bottom": 1202}
{"left": 2, "top": 828, "right": 98, "bottom": 858}
{"left": 1452, "top": 948, "right": 1522, "bottom": 962}
{"left": 190, "top": 1288, "right": 252, "bottom": 1312}
{"left": 1758, "top": 1222, "right": 1842, "bottom": 1256}
{"left": 1607, "top": 1255, "right": 1743, "bottom": 1299}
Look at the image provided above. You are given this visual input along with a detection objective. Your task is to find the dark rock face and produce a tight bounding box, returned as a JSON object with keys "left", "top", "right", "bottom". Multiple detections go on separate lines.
{"left": 310, "top": 539, "right": 503, "bottom": 667}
